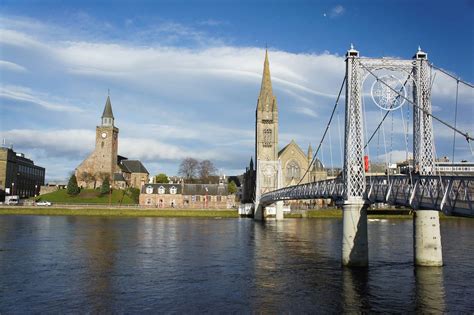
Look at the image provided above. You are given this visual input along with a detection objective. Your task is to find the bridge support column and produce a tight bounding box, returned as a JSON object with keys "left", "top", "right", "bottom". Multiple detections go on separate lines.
{"left": 414, "top": 210, "right": 443, "bottom": 266}
{"left": 254, "top": 203, "right": 264, "bottom": 221}
{"left": 276, "top": 201, "right": 284, "bottom": 220}
{"left": 342, "top": 200, "right": 368, "bottom": 267}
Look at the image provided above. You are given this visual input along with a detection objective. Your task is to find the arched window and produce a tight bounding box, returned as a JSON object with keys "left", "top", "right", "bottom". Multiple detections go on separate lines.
{"left": 263, "top": 129, "right": 272, "bottom": 147}
{"left": 170, "top": 186, "right": 177, "bottom": 194}
{"left": 286, "top": 161, "right": 300, "bottom": 180}
{"left": 158, "top": 186, "right": 165, "bottom": 194}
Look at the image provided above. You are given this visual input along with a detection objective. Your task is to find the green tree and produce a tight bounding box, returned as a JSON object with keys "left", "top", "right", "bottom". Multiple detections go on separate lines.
{"left": 100, "top": 177, "right": 111, "bottom": 196}
{"left": 228, "top": 180, "right": 237, "bottom": 194}
{"left": 155, "top": 173, "right": 169, "bottom": 183}
{"left": 126, "top": 187, "right": 140, "bottom": 203}
{"left": 67, "top": 174, "right": 80, "bottom": 196}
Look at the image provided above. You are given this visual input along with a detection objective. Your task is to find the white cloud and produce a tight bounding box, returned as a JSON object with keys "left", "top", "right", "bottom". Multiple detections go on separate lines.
{"left": 294, "top": 106, "right": 318, "bottom": 118}
{"left": 0, "top": 60, "right": 27, "bottom": 72}
{"left": 330, "top": 5, "right": 345, "bottom": 18}
{"left": 0, "top": 85, "right": 83, "bottom": 112}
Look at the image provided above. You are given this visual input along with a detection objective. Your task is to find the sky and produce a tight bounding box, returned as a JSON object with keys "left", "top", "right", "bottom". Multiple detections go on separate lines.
{"left": 0, "top": 0, "right": 473, "bottom": 182}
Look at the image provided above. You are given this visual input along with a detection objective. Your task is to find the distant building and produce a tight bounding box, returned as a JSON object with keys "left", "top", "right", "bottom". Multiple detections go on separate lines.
{"left": 0, "top": 146, "right": 45, "bottom": 200}
{"left": 139, "top": 177, "right": 235, "bottom": 208}
{"left": 75, "top": 95, "right": 149, "bottom": 189}
{"left": 397, "top": 158, "right": 474, "bottom": 176}
{"left": 241, "top": 50, "right": 327, "bottom": 203}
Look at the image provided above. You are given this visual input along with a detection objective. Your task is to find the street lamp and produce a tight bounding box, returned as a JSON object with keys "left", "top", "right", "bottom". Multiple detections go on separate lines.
{"left": 108, "top": 184, "right": 112, "bottom": 206}
{"left": 34, "top": 184, "right": 38, "bottom": 197}
{"left": 11, "top": 182, "right": 15, "bottom": 195}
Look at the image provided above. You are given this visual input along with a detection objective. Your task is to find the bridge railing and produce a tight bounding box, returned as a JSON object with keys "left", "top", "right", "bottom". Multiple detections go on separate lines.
{"left": 260, "top": 175, "right": 474, "bottom": 217}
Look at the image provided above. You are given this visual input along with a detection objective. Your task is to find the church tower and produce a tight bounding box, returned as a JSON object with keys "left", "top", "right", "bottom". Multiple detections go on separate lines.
{"left": 75, "top": 94, "right": 119, "bottom": 188}
{"left": 95, "top": 95, "right": 119, "bottom": 176}
{"left": 255, "top": 49, "right": 279, "bottom": 162}
{"left": 255, "top": 49, "right": 280, "bottom": 196}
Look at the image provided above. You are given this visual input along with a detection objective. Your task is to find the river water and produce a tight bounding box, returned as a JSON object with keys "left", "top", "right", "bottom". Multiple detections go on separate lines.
{"left": 0, "top": 215, "right": 473, "bottom": 313}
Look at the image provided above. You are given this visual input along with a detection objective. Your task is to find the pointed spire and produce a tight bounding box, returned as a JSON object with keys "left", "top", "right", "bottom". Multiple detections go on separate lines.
{"left": 308, "top": 143, "right": 313, "bottom": 159}
{"left": 258, "top": 48, "right": 273, "bottom": 102}
{"left": 250, "top": 157, "right": 254, "bottom": 170}
{"left": 102, "top": 95, "right": 114, "bottom": 119}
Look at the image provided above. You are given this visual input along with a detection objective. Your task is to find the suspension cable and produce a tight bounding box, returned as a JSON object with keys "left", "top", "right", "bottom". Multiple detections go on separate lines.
{"left": 294, "top": 75, "right": 346, "bottom": 188}
{"left": 430, "top": 63, "right": 474, "bottom": 88}
{"left": 452, "top": 79, "right": 460, "bottom": 162}
{"left": 363, "top": 71, "right": 413, "bottom": 149}
{"left": 359, "top": 61, "right": 474, "bottom": 142}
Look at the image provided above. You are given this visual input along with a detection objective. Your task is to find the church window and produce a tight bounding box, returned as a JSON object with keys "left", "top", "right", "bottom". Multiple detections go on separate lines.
{"left": 101, "top": 142, "right": 104, "bottom": 148}
{"left": 170, "top": 186, "right": 177, "bottom": 194}
{"left": 263, "top": 129, "right": 272, "bottom": 147}
{"left": 286, "top": 161, "right": 301, "bottom": 180}
{"left": 262, "top": 119, "right": 273, "bottom": 124}
{"left": 158, "top": 186, "right": 165, "bottom": 194}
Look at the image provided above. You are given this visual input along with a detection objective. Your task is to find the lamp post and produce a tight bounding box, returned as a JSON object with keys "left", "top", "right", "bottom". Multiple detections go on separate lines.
{"left": 34, "top": 184, "right": 38, "bottom": 198}
{"left": 108, "top": 184, "right": 112, "bottom": 207}
{"left": 11, "top": 182, "right": 15, "bottom": 195}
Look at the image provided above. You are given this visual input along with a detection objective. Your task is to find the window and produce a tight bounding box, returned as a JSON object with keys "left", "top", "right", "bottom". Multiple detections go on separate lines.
{"left": 196, "top": 196, "right": 201, "bottom": 202}
{"left": 286, "top": 161, "right": 300, "bottom": 180}
{"left": 263, "top": 129, "right": 272, "bottom": 147}
{"left": 101, "top": 141, "right": 104, "bottom": 148}
{"left": 170, "top": 186, "right": 177, "bottom": 194}
{"left": 158, "top": 186, "right": 165, "bottom": 194}
{"left": 146, "top": 185, "right": 154, "bottom": 194}
{"left": 146, "top": 198, "right": 152, "bottom": 205}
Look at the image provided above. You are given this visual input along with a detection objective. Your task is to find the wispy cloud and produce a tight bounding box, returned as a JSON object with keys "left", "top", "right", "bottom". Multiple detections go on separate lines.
{"left": 294, "top": 106, "right": 318, "bottom": 118}
{"left": 0, "top": 60, "right": 27, "bottom": 72}
{"left": 0, "top": 85, "right": 83, "bottom": 112}
{"left": 198, "top": 19, "right": 228, "bottom": 27}
{"left": 330, "top": 5, "right": 345, "bottom": 18}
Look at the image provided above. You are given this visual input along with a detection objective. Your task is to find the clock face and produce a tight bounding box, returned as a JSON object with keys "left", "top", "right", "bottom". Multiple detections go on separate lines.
{"left": 101, "top": 132, "right": 107, "bottom": 139}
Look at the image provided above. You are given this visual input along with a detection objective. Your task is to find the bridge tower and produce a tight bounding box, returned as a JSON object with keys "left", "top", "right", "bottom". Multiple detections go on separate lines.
{"left": 343, "top": 45, "right": 369, "bottom": 266}
{"left": 254, "top": 49, "right": 283, "bottom": 220}
{"left": 412, "top": 48, "right": 443, "bottom": 266}
{"left": 343, "top": 45, "right": 442, "bottom": 266}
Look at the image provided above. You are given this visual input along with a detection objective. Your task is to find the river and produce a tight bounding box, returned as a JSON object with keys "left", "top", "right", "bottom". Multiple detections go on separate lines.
{"left": 0, "top": 215, "right": 473, "bottom": 313}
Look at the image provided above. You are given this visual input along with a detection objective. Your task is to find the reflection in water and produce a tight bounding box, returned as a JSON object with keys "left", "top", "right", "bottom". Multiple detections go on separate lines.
{"left": 342, "top": 267, "right": 370, "bottom": 312}
{"left": 415, "top": 267, "right": 446, "bottom": 313}
{"left": 80, "top": 218, "right": 118, "bottom": 313}
{"left": 0, "top": 216, "right": 473, "bottom": 313}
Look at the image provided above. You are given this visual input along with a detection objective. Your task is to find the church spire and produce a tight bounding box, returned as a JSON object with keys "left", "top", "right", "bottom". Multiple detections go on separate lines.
{"left": 257, "top": 49, "right": 277, "bottom": 112}
{"left": 308, "top": 143, "right": 313, "bottom": 160}
{"left": 101, "top": 95, "right": 114, "bottom": 127}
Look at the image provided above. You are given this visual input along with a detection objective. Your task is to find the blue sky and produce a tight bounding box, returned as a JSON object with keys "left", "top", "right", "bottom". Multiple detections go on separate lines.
{"left": 0, "top": 0, "right": 473, "bottom": 181}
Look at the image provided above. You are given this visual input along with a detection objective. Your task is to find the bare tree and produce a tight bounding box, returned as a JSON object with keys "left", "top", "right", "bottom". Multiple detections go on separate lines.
{"left": 178, "top": 158, "right": 199, "bottom": 180}
{"left": 199, "top": 160, "right": 217, "bottom": 180}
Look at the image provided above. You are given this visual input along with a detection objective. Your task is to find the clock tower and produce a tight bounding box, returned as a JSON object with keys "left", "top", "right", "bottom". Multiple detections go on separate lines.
{"left": 95, "top": 95, "right": 119, "bottom": 176}
{"left": 75, "top": 95, "right": 119, "bottom": 187}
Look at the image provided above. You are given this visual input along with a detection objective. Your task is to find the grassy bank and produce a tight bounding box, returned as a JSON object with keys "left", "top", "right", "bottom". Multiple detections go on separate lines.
{"left": 0, "top": 208, "right": 238, "bottom": 218}
{"left": 36, "top": 189, "right": 137, "bottom": 204}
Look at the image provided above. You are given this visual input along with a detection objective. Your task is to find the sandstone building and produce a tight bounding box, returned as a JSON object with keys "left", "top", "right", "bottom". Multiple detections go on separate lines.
{"left": 75, "top": 95, "right": 149, "bottom": 189}
{"left": 139, "top": 177, "right": 235, "bottom": 209}
{"left": 242, "top": 50, "right": 326, "bottom": 203}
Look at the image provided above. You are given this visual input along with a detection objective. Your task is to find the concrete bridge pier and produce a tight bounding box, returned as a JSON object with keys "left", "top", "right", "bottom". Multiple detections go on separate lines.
{"left": 254, "top": 203, "right": 264, "bottom": 221}
{"left": 276, "top": 201, "right": 284, "bottom": 220}
{"left": 342, "top": 199, "right": 368, "bottom": 267}
{"left": 414, "top": 210, "right": 443, "bottom": 266}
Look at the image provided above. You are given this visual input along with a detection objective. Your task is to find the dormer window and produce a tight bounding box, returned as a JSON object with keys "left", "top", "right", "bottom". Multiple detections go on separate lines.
{"left": 146, "top": 185, "right": 153, "bottom": 194}
{"left": 158, "top": 186, "right": 165, "bottom": 194}
{"left": 170, "top": 186, "right": 177, "bottom": 195}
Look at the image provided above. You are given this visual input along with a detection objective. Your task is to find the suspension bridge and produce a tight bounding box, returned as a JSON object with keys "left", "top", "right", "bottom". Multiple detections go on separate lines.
{"left": 253, "top": 46, "right": 473, "bottom": 267}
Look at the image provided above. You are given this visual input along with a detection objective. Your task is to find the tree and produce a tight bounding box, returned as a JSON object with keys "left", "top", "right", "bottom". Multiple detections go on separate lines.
{"left": 67, "top": 174, "right": 80, "bottom": 196}
{"left": 155, "top": 173, "right": 169, "bottom": 183}
{"left": 228, "top": 180, "right": 237, "bottom": 194}
{"left": 178, "top": 157, "right": 199, "bottom": 180}
{"left": 199, "top": 160, "right": 217, "bottom": 180}
{"left": 126, "top": 187, "right": 140, "bottom": 204}
{"left": 100, "top": 177, "right": 110, "bottom": 195}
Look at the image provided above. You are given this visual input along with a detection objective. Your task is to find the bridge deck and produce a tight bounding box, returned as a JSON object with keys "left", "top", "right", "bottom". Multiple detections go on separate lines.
{"left": 260, "top": 175, "right": 474, "bottom": 217}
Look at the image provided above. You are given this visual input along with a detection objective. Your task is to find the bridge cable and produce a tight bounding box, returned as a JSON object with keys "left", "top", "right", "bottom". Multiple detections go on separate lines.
{"left": 400, "top": 101, "right": 413, "bottom": 184}
{"left": 452, "top": 79, "right": 460, "bottom": 163}
{"left": 328, "top": 118, "right": 335, "bottom": 177}
{"left": 361, "top": 89, "right": 373, "bottom": 184}
{"left": 359, "top": 61, "right": 474, "bottom": 142}
{"left": 431, "top": 63, "right": 474, "bottom": 89}
{"left": 337, "top": 109, "right": 344, "bottom": 180}
{"left": 363, "top": 71, "right": 413, "bottom": 149}
{"left": 295, "top": 75, "right": 347, "bottom": 188}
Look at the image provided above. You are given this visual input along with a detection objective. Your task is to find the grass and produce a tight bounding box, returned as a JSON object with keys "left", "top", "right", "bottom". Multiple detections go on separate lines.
{"left": 36, "top": 189, "right": 136, "bottom": 204}
{"left": 0, "top": 208, "right": 239, "bottom": 218}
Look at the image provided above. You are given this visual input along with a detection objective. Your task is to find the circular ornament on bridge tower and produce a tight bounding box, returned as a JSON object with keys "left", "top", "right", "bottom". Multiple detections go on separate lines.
{"left": 370, "top": 75, "right": 406, "bottom": 111}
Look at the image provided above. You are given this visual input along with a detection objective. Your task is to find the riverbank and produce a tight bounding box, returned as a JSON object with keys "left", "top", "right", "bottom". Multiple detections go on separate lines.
{"left": 0, "top": 207, "right": 457, "bottom": 219}
{"left": 0, "top": 208, "right": 239, "bottom": 218}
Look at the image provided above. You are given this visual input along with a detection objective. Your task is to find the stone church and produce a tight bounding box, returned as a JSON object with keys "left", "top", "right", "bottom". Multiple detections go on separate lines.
{"left": 75, "top": 95, "right": 149, "bottom": 189}
{"left": 242, "top": 50, "right": 326, "bottom": 203}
